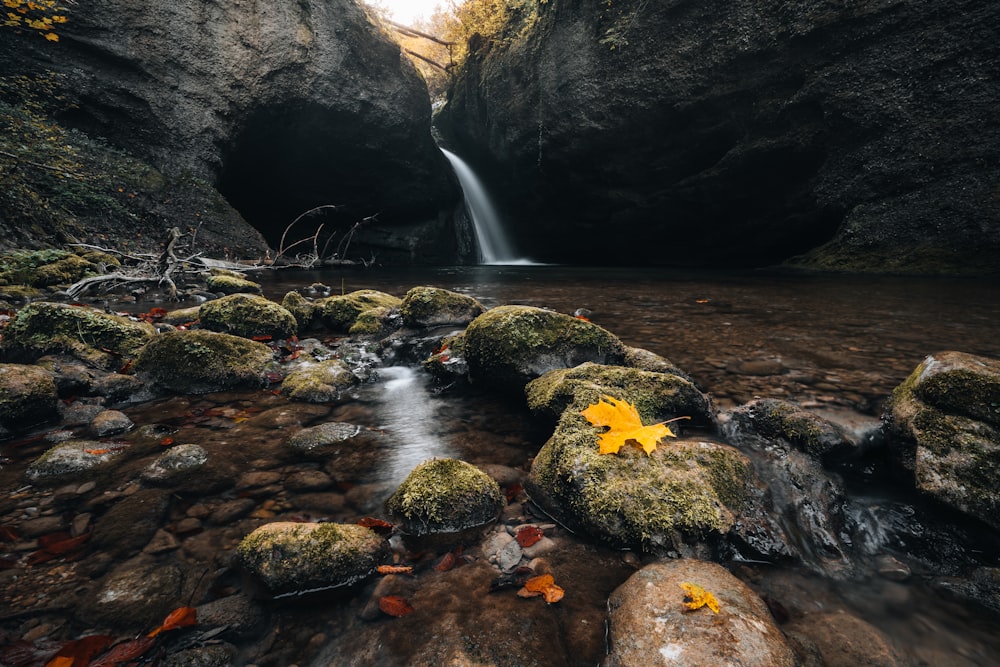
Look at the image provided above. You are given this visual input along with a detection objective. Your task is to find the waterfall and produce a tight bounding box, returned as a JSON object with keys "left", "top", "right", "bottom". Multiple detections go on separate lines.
{"left": 440, "top": 148, "right": 529, "bottom": 265}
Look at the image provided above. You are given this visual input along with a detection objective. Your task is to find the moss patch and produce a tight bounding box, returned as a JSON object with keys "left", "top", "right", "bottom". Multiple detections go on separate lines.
{"left": 281, "top": 360, "right": 360, "bottom": 403}
{"left": 199, "top": 293, "right": 297, "bottom": 340}
{"left": 399, "top": 286, "right": 486, "bottom": 327}
{"left": 134, "top": 329, "right": 272, "bottom": 394}
{"left": 317, "top": 290, "right": 401, "bottom": 332}
{"left": 385, "top": 458, "right": 503, "bottom": 536}
{"left": 206, "top": 273, "right": 263, "bottom": 295}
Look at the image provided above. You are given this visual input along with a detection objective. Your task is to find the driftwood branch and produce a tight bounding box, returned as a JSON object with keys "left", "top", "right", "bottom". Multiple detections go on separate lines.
{"left": 386, "top": 20, "right": 454, "bottom": 47}
{"left": 402, "top": 48, "right": 452, "bottom": 73}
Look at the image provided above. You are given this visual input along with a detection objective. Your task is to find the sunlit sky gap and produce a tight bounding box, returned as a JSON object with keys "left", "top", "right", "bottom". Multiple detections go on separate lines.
{"left": 366, "top": 0, "right": 448, "bottom": 26}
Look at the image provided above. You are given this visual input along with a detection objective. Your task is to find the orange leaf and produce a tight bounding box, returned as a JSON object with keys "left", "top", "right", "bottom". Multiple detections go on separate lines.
{"left": 357, "top": 517, "right": 393, "bottom": 533}
{"left": 517, "top": 574, "right": 565, "bottom": 604}
{"left": 44, "top": 634, "right": 112, "bottom": 667}
{"left": 515, "top": 525, "right": 543, "bottom": 548}
{"left": 379, "top": 595, "right": 413, "bottom": 617}
{"left": 377, "top": 565, "right": 413, "bottom": 575}
{"left": 580, "top": 395, "right": 684, "bottom": 455}
{"left": 148, "top": 606, "right": 197, "bottom": 637}
{"left": 679, "top": 582, "right": 720, "bottom": 614}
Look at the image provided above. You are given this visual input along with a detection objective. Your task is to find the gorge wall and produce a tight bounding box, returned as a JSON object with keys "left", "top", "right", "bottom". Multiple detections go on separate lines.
{"left": 1, "top": 0, "right": 462, "bottom": 263}
{"left": 436, "top": 0, "right": 1000, "bottom": 273}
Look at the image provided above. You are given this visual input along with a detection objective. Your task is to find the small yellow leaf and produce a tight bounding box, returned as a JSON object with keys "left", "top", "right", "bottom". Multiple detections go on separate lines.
{"left": 580, "top": 395, "right": 679, "bottom": 455}
{"left": 679, "top": 582, "right": 720, "bottom": 614}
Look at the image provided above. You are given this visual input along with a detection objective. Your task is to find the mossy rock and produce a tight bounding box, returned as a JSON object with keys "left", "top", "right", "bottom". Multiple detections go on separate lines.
{"left": 623, "top": 346, "right": 693, "bottom": 381}
{"left": 464, "top": 305, "right": 628, "bottom": 392}
{"left": 25, "top": 439, "right": 125, "bottom": 485}
{"left": 134, "top": 330, "right": 273, "bottom": 394}
{"left": 525, "top": 362, "right": 714, "bottom": 426}
{"left": 886, "top": 351, "right": 1000, "bottom": 529}
{"left": 0, "top": 302, "right": 154, "bottom": 368}
{"left": 723, "top": 398, "right": 856, "bottom": 462}
{"left": 281, "top": 360, "right": 360, "bottom": 403}
{"left": 527, "top": 408, "right": 753, "bottom": 552}
{"left": 422, "top": 333, "right": 469, "bottom": 385}
{"left": 161, "top": 305, "right": 201, "bottom": 326}
{"left": 316, "top": 290, "right": 402, "bottom": 332}
{"left": 281, "top": 290, "right": 318, "bottom": 333}
{"left": 400, "top": 286, "right": 486, "bottom": 327}
{"left": 206, "top": 273, "right": 263, "bottom": 295}
{"left": 0, "top": 363, "right": 58, "bottom": 435}
{"left": 0, "top": 249, "right": 114, "bottom": 287}
{"left": 199, "top": 293, "right": 297, "bottom": 340}
{"left": 385, "top": 458, "right": 503, "bottom": 539}
{"left": 348, "top": 306, "right": 402, "bottom": 337}
{"left": 237, "top": 522, "right": 388, "bottom": 598}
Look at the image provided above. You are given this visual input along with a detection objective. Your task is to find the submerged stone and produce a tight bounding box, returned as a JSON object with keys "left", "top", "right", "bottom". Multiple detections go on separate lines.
{"left": 385, "top": 458, "right": 503, "bottom": 541}
{"left": 25, "top": 439, "right": 125, "bottom": 485}
{"left": 237, "top": 522, "right": 388, "bottom": 598}
{"left": 142, "top": 443, "right": 209, "bottom": 484}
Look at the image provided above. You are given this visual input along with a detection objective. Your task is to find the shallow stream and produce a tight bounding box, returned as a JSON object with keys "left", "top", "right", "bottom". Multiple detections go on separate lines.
{"left": 2, "top": 265, "right": 999, "bottom": 666}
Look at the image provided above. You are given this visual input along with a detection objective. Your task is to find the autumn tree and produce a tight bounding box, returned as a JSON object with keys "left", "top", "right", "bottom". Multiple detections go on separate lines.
{"left": 2, "top": 0, "right": 70, "bottom": 42}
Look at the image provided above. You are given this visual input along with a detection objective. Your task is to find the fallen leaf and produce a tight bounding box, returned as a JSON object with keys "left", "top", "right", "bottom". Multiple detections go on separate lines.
{"left": 44, "top": 634, "right": 112, "bottom": 667}
{"left": 89, "top": 636, "right": 157, "bottom": 667}
{"left": 379, "top": 595, "right": 414, "bottom": 617}
{"left": 679, "top": 582, "right": 720, "bottom": 614}
{"left": 515, "top": 525, "right": 544, "bottom": 548}
{"left": 377, "top": 565, "right": 414, "bottom": 575}
{"left": 581, "top": 395, "right": 683, "bottom": 455}
{"left": 147, "top": 606, "right": 197, "bottom": 637}
{"left": 433, "top": 551, "right": 458, "bottom": 572}
{"left": 517, "top": 573, "right": 565, "bottom": 603}
{"left": 357, "top": 517, "right": 394, "bottom": 533}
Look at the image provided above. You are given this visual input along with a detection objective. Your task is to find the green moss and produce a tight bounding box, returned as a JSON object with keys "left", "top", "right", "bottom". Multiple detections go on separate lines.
{"left": 199, "top": 293, "right": 297, "bottom": 340}
{"left": 0, "top": 301, "right": 154, "bottom": 367}
{"left": 280, "top": 360, "right": 360, "bottom": 403}
{"left": 134, "top": 329, "right": 272, "bottom": 394}
{"left": 206, "top": 273, "right": 262, "bottom": 295}
{"left": 0, "top": 249, "right": 106, "bottom": 287}
{"left": 317, "top": 290, "right": 401, "bottom": 332}
{"left": 0, "top": 363, "right": 58, "bottom": 432}
{"left": 399, "top": 286, "right": 486, "bottom": 327}
{"left": 348, "top": 306, "right": 398, "bottom": 337}
{"left": 281, "top": 290, "right": 317, "bottom": 333}
{"left": 385, "top": 458, "right": 503, "bottom": 535}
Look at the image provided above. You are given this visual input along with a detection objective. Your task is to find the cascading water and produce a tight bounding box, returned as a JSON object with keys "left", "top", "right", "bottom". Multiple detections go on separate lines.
{"left": 440, "top": 148, "right": 531, "bottom": 265}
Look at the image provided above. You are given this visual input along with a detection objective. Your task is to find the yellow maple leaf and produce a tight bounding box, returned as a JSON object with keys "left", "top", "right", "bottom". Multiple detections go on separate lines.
{"left": 679, "top": 582, "right": 720, "bottom": 614}
{"left": 580, "top": 394, "right": 678, "bottom": 455}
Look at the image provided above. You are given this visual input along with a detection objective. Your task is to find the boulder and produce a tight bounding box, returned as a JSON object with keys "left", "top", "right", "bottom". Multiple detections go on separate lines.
{"left": 885, "top": 351, "right": 1000, "bottom": 529}
{"left": 281, "top": 291, "right": 319, "bottom": 333}
{"left": 280, "top": 360, "right": 360, "bottom": 403}
{"left": 400, "top": 286, "right": 487, "bottom": 327}
{"left": 25, "top": 439, "right": 125, "bottom": 485}
{"left": 0, "top": 302, "right": 154, "bottom": 368}
{"left": 317, "top": 290, "right": 402, "bottom": 332}
{"left": 604, "top": 560, "right": 795, "bottom": 667}
{"left": 237, "top": 522, "right": 388, "bottom": 598}
{"left": 142, "top": 443, "right": 209, "bottom": 485}
{"left": 348, "top": 306, "right": 402, "bottom": 338}
{"left": 205, "top": 273, "right": 263, "bottom": 295}
{"left": 199, "top": 293, "right": 297, "bottom": 340}
{"left": 524, "top": 362, "right": 713, "bottom": 426}
{"left": 0, "top": 363, "right": 58, "bottom": 435}
{"left": 783, "top": 612, "right": 906, "bottom": 667}
{"left": 436, "top": 0, "right": 1000, "bottom": 273}
{"left": 464, "top": 305, "right": 627, "bottom": 391}
{"left": 385, "top": 458, "right": 503, "bottom": 543}
{"left": 134, "top": 330, "right": 273, "bottom": 394}
{"left": 722, "top": 398, "right": 858, "bottom": 462}
{"left": 88, "top": 409, "right": 134, "bottom": 437}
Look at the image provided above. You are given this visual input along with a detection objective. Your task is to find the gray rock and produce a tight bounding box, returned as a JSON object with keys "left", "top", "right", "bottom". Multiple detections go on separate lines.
{"left": 604, "top": 560, "right": 795, "bottom": 667}
{"left": 142, "top": 444, "right": 209, "bottom": 484}
{"left": 0, "top": 363, "right": 58, "bottom": 435}
{"left": 25, "top": 440, "right": 124, "bottom": 485}
{"left": 89, "top": 409, "right": 134, "bottom": 437}
{"left": 81, "top": 555, "right": 184, "bottom": 632}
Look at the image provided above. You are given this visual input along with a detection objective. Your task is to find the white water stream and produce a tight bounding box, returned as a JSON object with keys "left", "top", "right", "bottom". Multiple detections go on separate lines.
{"left": 375, "top": 366, "right": 453, "bottom": 482}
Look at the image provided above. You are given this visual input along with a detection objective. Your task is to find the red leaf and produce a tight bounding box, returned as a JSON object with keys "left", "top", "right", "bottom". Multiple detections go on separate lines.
{"left": 159, "top": 436, "right": 175, "bottom": 447}
{"left": 433, "top": 551, "right": 458, "bottom": 572}
{"left": 148, "top": 606, "right": 197, "bottom": 637}
{"left": 356, "top": 517, "right": 393, "bottom": 534}
{"left": 378, "top": 595, "right": 413, "bottom": 617}
{"left": 45, "top": 634, "right": 112, "bottom": 667}
{"left": 0, "top": 525, "right": 19, "bottom": 542}
{"left": 252, "top": 335, "right": 273, "bottom": 342}
{"left": 515, "top": 525, "right": 544, "bottom": 548}
{"left": 90, "top": 636, "right": 156, "bottom": 667}
{"left": 37, "top": 531, "right": 90, "bottom": 555}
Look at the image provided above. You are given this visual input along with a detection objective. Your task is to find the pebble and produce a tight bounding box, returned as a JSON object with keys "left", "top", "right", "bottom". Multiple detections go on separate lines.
{"left": 143, "top": 529, "right": 180, "bottom": 554}
{"left": 71, "top": 513, "right": 91, "bottom": 537}
{"left": 209, "top": 498, "right": 256, "bottom": 525}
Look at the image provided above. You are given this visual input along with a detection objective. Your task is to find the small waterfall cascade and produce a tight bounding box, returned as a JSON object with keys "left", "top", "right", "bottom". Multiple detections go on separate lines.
{"left": 376, "top": 366, "right": 453, "bottom": 483}
{"left": 440, "top": 148, "right": 529, "bottom": 265}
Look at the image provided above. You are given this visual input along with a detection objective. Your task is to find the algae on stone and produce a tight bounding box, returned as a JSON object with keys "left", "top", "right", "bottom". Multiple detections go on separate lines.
{"left": 316, "top": 290, "right": 402, "bottom": 332}
{"left": 400, "top": 286, "right": 486, "bottom": 327}
{"left": 134, "top": 330, "right": 273, "bottom": 394}
{"left": 348, "top": 306, "right": 401, "bottom": 338}
{"left": 199, "top": 293, "right": 297, "bottom": 340}
{"left": 0, "top": 363, "right": 58, "bottom": 434}
{"left": 281, "top": 360, "right": 360, "bottom": 403}
{"left": 0, "top": 302, "right": 154, "bottom": 368}
{"left": 385, "top": 458, "right": 503, "bottom": 537}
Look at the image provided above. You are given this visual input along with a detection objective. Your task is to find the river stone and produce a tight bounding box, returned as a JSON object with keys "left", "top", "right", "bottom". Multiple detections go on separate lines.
{"left": 280, "top": 360, "right": 360, "bottom": 403}
{"left": 236, "top": 522, "right": 388, "bottom": 598}
{"left": 0, "top": 302, "right": 154, "bottom": 369}
{"left": 464, "top": 305, "right": 628, "bottom": 391}
{"left": 134, "top": 330, "right": 273, "bottom": 394}
{"left": 0, "top": 363, "right": 58, "bottom": 435}
{"left": 885, "top": 351, "right": 1000, "bottom": 530}
{"left": 281, "top": 291, "right": 319, "bottom": 333}
{"left": 400, "top": 286, "right": 487, "bottom": 327}
{"left": 722, "top": 398, "right": 858, "bottom": 462}
{"left": 385, "top": 458, "right": 503, "bottom": 540}
{"left": 525, "top": 362, "right": 714, "bottom": 426}
{"left": 25, "top": 440, "right": 124, "bottom": 485}
{"left": 205, "top": 272, "right": 263, "bottom": 295}
{"left": 142, "top": 443, "right": 209, "bottom": 484}
{"left": 783, "top": 612, "right": 906, "bottom": 667}
{"left": 198, "top": 293, "right": 297, "bottom": 340}
{"left": 528, "top": 407, "right": 754, "bottom": 553}
{"left": 81, "top": 555, "right": 184, "bottom": 632}
{"left": 316, "top": 290, "right": 402, "bottom": 332}
{"left": 89, "top": 409, "right": 134, "bottom": 437}
{"left": 604, "top": 560, "right": 795, "bottom": 667}
{"left": 91, "top": 488, "right": 171, "bottom": 559}
{"left": 286, "top": 422, "right": 365, "bottom": 453}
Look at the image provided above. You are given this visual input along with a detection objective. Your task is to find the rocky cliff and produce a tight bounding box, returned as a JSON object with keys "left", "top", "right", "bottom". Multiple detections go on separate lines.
{"left": 1, "top": 0, "right": 462, "bottom": 262}
{"left": 436, "top": 0, "right": 1000, "bottom": 273}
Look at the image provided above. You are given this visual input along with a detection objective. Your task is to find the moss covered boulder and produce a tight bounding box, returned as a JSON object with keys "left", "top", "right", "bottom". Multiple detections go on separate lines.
{"left": 281, "top": 290, "right": 318, "bottom": 333}
{"left": 400, "top": 286, "right": 486, "bottom": 327}
{"left": 25, "top": 439, "right": 125, "bottom": 485}
{"left": 0, "top": 249, "right": 118, "bottom": 288}
{"left": 464, "top": 305, "right": 628, "bottom": 391}
{"left": 722, "top": 398, "right": 857, "bottom": 462}
{"left": 525, "top": 362, "right": 714, "bottom": 426}
{"left": 316, "top": 290, "right": 402, "bottom": 332}
{"left": 281, "top": 360, "right": 360, "bottom": 403}
{"left": 885, "top": 351, "right": 1000, "bottom": 529}
{"left": 134, "top": 330, "right": 273, "bottom": 394}
{"left": 385, "top": 458, "right": 503, "bottom": 542}
{"left": 205, "top": 272, "right": 263, "bottom": 295}
{"left": 0, "top": 302, "right": 154, "bottom": 368}
{"left": 528, "top": 406, "right": 754, "bottom": 552}
{"left": 237, "top": 522, "right": 388, "bottom": 598}
{"left": 199, "top": 293, "right": 297, "bottom": 340}
{"left": 0, "top": 363, "right": 59, "bottom": 435}
{"left": 348, "top": 306, "right": 402, "bottom": 338}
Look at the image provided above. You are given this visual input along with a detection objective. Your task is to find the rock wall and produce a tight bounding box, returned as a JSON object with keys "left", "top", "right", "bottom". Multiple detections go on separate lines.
{"left": 436, "top": 0, "right": 1000, "bottom": 273}
{"left": 1, "top": 0, "right": 462, "bottom": 262}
